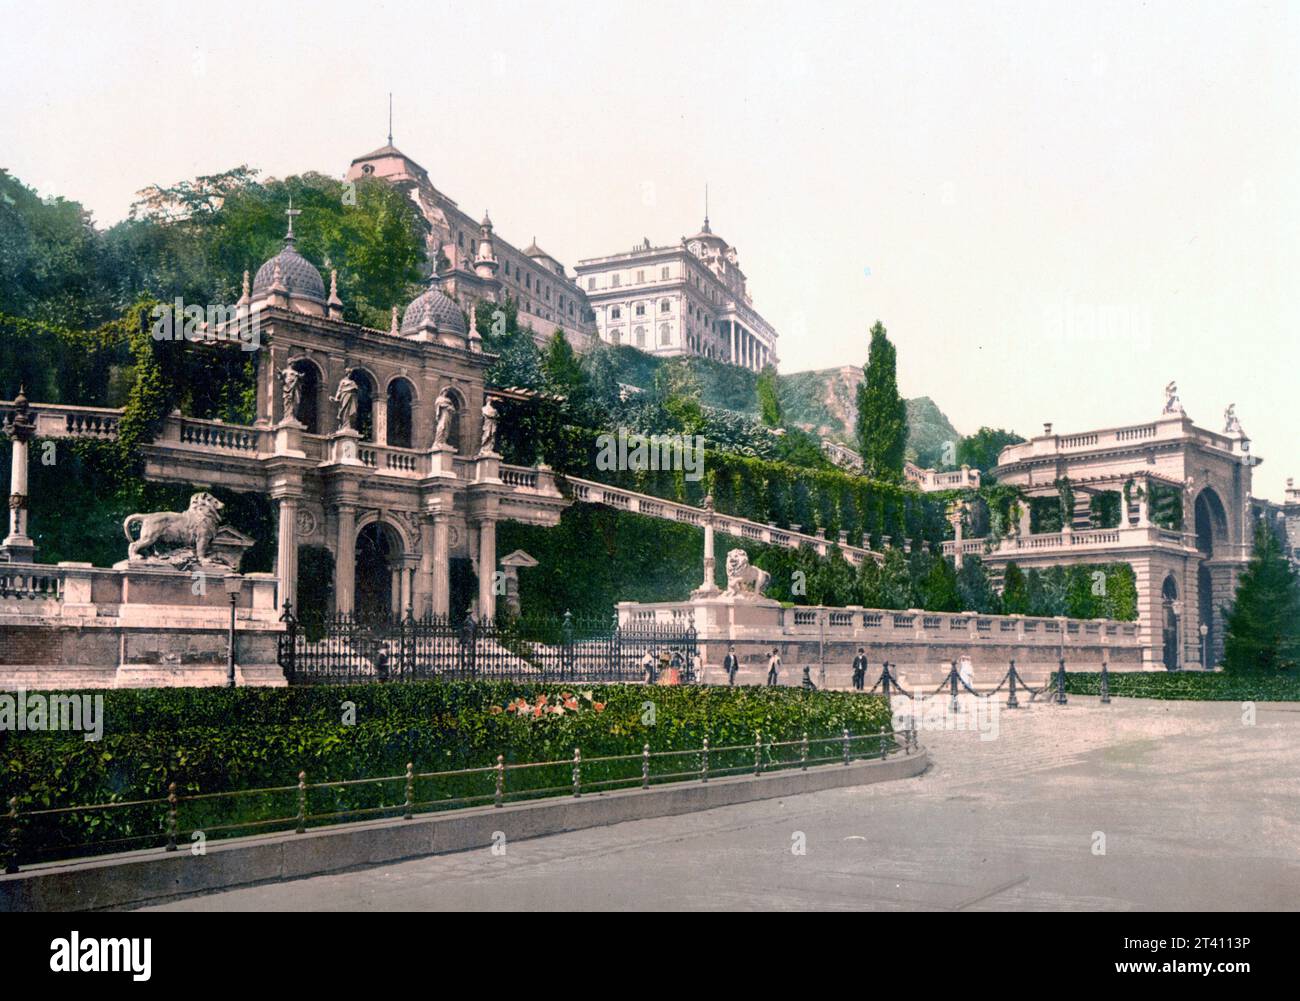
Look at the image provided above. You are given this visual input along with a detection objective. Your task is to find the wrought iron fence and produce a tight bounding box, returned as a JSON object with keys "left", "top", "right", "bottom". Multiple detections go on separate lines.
{"left": 278, "top": 607, "right": 698, "bottom": 686}
{"left": 1, "top": 726, "right": 917, "bottom": 873}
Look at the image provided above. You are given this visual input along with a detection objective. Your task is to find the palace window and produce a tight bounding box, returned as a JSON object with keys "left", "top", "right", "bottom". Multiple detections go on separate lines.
{"left": 588, "top": 277, "right": 596, "bottom": 290}
{"left": 635, "top": 303, "right": 646, "bottom": 317}
{"left": 661, "top": 299, "right": 670, "bottom": 313}
{"left": 660, "top": 324, "right": 671, "bottom": 345}
{"left": 611, "top": 307, "right": 622, "bottom": 320}
{"left": 636, "top": 270, "right": 645, "bottom": 283}
{"left": 661, "top": 266, "right": 669, "bottom": 280}
{"left": 612, "top": 274, "right": 621, "bottom": 288}
{"left": 635, "top": 326, "right": 646, "bottom": 347}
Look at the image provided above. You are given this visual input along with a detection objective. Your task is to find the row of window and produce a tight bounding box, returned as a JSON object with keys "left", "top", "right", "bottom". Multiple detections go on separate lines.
{"left": 588, "top": 265, "right": 673, "bottom": 291}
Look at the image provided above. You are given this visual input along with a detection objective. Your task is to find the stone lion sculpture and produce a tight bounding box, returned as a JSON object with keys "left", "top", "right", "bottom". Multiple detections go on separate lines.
{"left": 725, "top": 548, "right": 771, "bottom": 599}
{"left": 123, "top": 492, "right": 225, "bottom": 564}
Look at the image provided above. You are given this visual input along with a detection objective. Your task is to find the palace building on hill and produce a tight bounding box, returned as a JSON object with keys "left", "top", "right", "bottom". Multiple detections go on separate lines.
{"left": 345, "top": 143, "right": 598, "bottom": 350}
{"left": 574, "top": 217, "right": 780, "bottom": 371}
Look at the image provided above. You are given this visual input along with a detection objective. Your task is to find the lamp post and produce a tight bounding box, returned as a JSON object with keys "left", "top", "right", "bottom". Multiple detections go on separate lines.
{"left": 1199, "top": 622, "right": 1209, "bottom": 672}
{"left": 224, "top": 574, "right": 243, "bottom": 688}
{"left": 1170, "top": 600, "right": 1183, "bottom": 671}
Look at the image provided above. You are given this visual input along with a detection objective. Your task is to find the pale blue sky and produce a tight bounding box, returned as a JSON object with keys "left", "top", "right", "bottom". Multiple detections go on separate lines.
{"left": 1, "top": 0, "right": 1297, "bottom": 497}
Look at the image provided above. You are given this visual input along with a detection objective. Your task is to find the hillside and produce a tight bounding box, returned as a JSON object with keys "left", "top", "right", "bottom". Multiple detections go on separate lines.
{"left": 601, "top": 350, "right": 962, "bottom": 466}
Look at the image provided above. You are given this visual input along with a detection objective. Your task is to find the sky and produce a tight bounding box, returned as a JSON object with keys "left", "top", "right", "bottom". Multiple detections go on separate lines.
{"left": 1, "top": 0, "right": 1297, "bottom": 498}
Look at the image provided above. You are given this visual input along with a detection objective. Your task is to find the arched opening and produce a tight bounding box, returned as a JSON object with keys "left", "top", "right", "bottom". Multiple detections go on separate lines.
{"left": 436, "top": 387, "right": 466, "bottom": 455}
{"left": 1162, "top": 574, "right": 1181, "bottom": 670}
{"left": 386, "top": 377, "right": 415, "bottom": 448}
{"left": 348, "top": 368, "right": 376, "bottom": 442}
{"left": 355, "top": 522, "right": 404, "bottom": 619}
{"left": 287, "top": 358, "right": 322, "bottom": 434}
{"left": 1195, "top": 489, "right": 1230, "bottom": 666}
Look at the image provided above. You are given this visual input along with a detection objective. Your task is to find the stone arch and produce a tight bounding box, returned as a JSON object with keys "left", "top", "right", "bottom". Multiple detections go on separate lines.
{"left": 286, "top": 357, "right": 323, "bottom": 434}
{"left": 1161, "top": 573, "right": 1181, "bottom": 670}
{"left": 385, "top": 376, "right": 416, "bottom": 448}
{"left": 1194, "top": 487, "right": 1232, "bottom": 666}
{"left": 354, "top": 517, "right": 409, "bottom": 619}
{"left": 346, "top": 366, "right": 378, "bottom": 442}
{"left": 436, "top": 385, "right": 469, "bottom": 455}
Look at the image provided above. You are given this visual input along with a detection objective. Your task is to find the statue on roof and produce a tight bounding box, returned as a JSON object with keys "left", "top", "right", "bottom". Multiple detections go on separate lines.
{"left": 1223, "top": 403, "right": 1243, "bottom": 435}
{"left": 1162, "top": 381, "right": 1184, "bottom": 415}
{"left": 433, "top": 388, "right": 457, "bottom": 448}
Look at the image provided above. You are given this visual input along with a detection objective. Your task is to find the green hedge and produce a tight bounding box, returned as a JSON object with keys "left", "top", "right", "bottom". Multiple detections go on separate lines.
{"left": 1065, "top": 671, "right": 1300, "bottom": 702}
{"left": 2, "top": 682, "right": 892, "bottom": 862}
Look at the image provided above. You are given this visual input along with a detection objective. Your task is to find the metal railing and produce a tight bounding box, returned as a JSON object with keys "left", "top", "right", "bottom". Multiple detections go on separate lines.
{"left": 278, "top": 608, "right": 698, "bottom": 686}
{"left": 0, "top": 726, "right": 917, "bottom": 874}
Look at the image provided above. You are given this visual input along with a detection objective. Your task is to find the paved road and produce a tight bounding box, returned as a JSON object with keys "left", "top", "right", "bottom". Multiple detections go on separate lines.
{"left": 147, "top": 697, "right": 1300, "bottom": 911}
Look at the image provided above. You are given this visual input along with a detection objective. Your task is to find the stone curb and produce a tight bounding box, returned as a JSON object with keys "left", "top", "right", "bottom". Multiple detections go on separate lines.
{"left": 0, "top": 749, "right": 927, "bottom": 912}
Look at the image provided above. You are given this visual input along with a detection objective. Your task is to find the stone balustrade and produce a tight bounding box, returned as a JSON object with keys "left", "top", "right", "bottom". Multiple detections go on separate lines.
{"left": 944, "top": 524, "right": 1198, "bottom": 558}
{"left": 565, "top": 475, "right": 877, "bottom": 565}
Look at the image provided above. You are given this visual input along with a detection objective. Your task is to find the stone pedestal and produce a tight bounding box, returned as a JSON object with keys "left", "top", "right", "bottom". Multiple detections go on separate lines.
{"left": 273, "top": 417, "right": 307, "bottom": 458}
{"left": 430, "top": 444, "right": 456, "bottom": 477}
{"left": 329, "top": 428, "right": 365, "bottom": 466}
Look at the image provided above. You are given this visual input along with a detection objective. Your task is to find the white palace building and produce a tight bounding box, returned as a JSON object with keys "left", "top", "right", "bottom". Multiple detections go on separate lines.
{"left": 574, "top": 218, "right": 780, "bottom": 371}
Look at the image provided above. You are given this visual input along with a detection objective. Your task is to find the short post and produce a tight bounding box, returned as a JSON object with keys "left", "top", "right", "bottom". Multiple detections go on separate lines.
{"left": 166, "top": 783, "right": 178, "bottom": 852}
{"left": 800, "top": 731, "right": 808, "bottom": 771}
{"left": 701, "top": 737, "right": 709, "bottom": 783}
{"left": 296, "top": 770, "right": 307, "bottom": 834}
{"left": 1056, "top": 658, "right": 1068, "bottom": 705}
{"left": 404, "top": 762, "right": 414, "bottom": 820}
{"left": 572, "top": 747, "right": 581, "bottom": 798}
{"left": 1006, "top": 659, "right": 1020, "bottom": 709}
{"left": 842, "top": 727, "right": 850, "bottom": 766}
{"left": 5, "top": 795, "right": 20, "bottom": 873}
{"left": 950, "top": 661, "right": 959, "bottom": 713}
{"left": 881, "top": 662, "right": 891, "bottom": 699}
{"left": 880, "top": 725, "right": 889, "bottom": 761}
{"left": 494, "top": 754, "right": 505, "bottom": 808}
{"left": 642, "top": 744, "right": 651, "bottom": 790}
{"left": 906, "top": 719, "right": 916, "bottom": 755}
{"left": 754, "top": 733, "right": 762, "bottom": 777}
{"left": 1100, "top": 653, "right": 1111, "bottom": 704}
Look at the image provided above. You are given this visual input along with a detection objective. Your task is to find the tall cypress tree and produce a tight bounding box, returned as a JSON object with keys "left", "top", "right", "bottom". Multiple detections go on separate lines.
{"left": 855, "top": 320, "right": 908, "bottom": 482}
{"left": 1223, "top": 522, "right": 1300, "bottom": 673}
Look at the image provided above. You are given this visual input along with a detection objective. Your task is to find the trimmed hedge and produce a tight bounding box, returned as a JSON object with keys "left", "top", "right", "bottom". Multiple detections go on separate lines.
{"left": 2, "top": 682, "right": 892, "bottom": 862}
{"left": 1066, "top": 671, "right": 1300, "bottom": 702}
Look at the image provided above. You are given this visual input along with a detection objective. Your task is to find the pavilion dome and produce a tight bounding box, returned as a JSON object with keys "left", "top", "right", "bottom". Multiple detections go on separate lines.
{"left": 251, "top": 240, "right": 326, "bottom": 305}
{"left": 400, "top": 285, "right": 467, "bottom": 337}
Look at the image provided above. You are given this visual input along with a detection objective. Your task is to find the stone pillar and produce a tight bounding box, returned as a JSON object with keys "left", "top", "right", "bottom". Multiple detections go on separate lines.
{"left": 335, "top": 504, "right": 356, "bottom": 614}
{"left": 2, "top": 388, "right": 37, "bottom": 563}
{"left": 477, "top": 518, "right": 497, "bottom": 621}
{"left": 430, "top": 515, "right": 450, "bottom": 617}
{"left": 275, "top": 496, "right": 299, "bottom": 611}
{"left": 1137, "top": 477, "right": 1151, "bottom": 528}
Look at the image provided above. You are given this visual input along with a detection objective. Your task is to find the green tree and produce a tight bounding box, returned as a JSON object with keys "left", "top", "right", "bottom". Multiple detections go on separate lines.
{"left": 1001, "top": 562, "right": 1030, "bottom": 614}
{"left": 922, "top": 556, "right": 962, "bottom": 612}
{"left": 1223, "top": 522, "right": 1300, "bottom": 672}
{"left": 957, "top": 556, "right": 1001, "bottom": 614}
{"left": 956, "top": 427, "right": 1025, "bottom": 475}
{"left": 855, "top": 321, "right": 908, "bottom": 482}
{"left": 755, "top": 364, "right": 783, "bottom": 427}
{"left": 879, "top": 547, "right": 911, "bottom": 609}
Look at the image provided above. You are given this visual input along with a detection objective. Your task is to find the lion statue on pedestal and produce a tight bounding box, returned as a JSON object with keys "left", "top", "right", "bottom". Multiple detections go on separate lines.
{"left": 725, "top": 548, "right": 771, "bottom": 599}
{"left": 123, "top": 492, "right": 225, "bottom": 566}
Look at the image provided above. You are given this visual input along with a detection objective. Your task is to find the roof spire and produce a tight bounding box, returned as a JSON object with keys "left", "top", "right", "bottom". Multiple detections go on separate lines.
{"left": 284, "top": 196, "right": 301, "bottom": 243}
{"left": 388, "top": 92, "right": 393, "bottom": 146}
{"left": 703, "top": 183, "right": 710, "bottom": 233}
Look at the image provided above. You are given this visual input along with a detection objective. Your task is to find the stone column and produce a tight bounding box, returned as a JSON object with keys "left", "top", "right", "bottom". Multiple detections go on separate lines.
{"left": 2, "top": 388, "right": 37, "bottom": 563}
{"left": 477, "top": 518, "right": 497, "bottom": 621}
{"left": 430, "top": 515, "right": 450, "bottom": 618}
{"left": 1136, "top": 478, "right": 1150, "bottom": 528}
{"left": 274, "top": 496, "right": 299, "bottom": 611}
{"left": 335, "top": 504, "right": 357, "bottom": 615}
